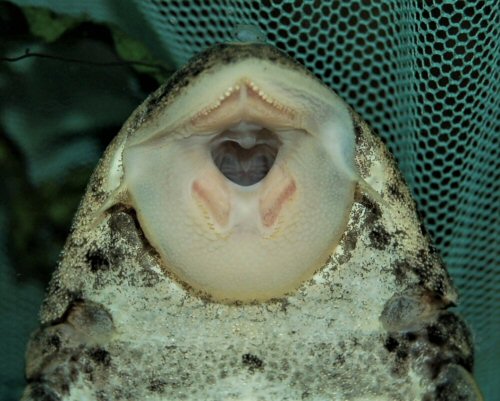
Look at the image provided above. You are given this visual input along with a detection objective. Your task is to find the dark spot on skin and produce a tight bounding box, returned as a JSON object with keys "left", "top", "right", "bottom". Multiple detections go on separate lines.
{"left": 95, "top": 390, "right": 108, "bottom": 401}
{"left": 391, "top": 248, "right": 452, "bottom": 301}
{"left": 436, "top": 313, "right": 474, "bottom": 372}
{"left": 343, "top": 230, "right": 358, "bottom": 253}
{"left": 382, "top": 311, "right": 475, "bottom": 392}
{"left": 427, "top": 324, "right": 447, "bottom": 345}
{"left": 107, "top": 210, "right": 162, "bottom": 275}
{"left": 391, "top": 355, "right": 409, "bottom": 377}
{"left": 434, "top": 382, "right": 460, "bottom": 401}
{"left": 148, "top": 379, "right": 167, "bottom": 393}
{"left": 105, "top": 211, "right": 166, "bottom": 287}
{"left": 368, "top": 224, "right": 391, "bottom": 250}
{"left": 396, "top": 348, "right": 409, "bottom": 361}
{"left": 437, "top": 312, "right": 459, "bottom": 328}
{"left": 66, "top": 290, "right": 84, "bottom": 305}
{"left": 391, "top": 259, "right": 409, "bottom": 285}
{"left": 335, "top": 354, "right": 346, "bottom": 365}
{"left": 88, "top": 348, "right": 111, "bottom": 366}
{"left": 384, "top": 335, "right": 409, "bottom": 360}
{"left": 267, "top": 297, "right": 290, "bottom": 312}
{"left": 48, "top": 334, "right": 61, "bottom": 349}
{"left": 384, "top": 336, "right": 399, "bottom": 352}
{"left": 388, "top": 183, "right": 403, "bottom": 200}
{"left": 242, "top": 353, "right": 264, "bottom": 371}
{"left": 383, "top": 333, "right": 417, "bottom": 378}
{"left": 426, "top": 355, "right": 452, "bottom": 379}
{"left": 415, "top": 249, "right": 450, "bottom": 298}
{"left": 391, "top": 341, "right": 410, "bottom": 377}
{"left": 86, "top": 249, "right": 110, "bottom": 272}
{"left": 404, "top": 332, "right": 418, "bottom": 342}
{"left": 90, "top": 178, "right": 102, "bottom": 194}
{"left": 61, "top": 383, "right": 70, "bottom": 394}
{"left": 279, "top": 298, "right": 290, "bottom": 312}
{"left": 29, "top": 383, "right": 62, "bottom": 401}
{"left": 352, "top": 114, "right": 364, "bottom": 146}
{"left": 104, "top": 210, "right": 165, "bottom": 289}
{"left": 81, "top": 360, "right": 94, "bottom": 375}
{"left": 335, "top": 228, "right": 358, "bottom": 264}
{"left": 357, "top": 194, "right": 382, "bottom": 226}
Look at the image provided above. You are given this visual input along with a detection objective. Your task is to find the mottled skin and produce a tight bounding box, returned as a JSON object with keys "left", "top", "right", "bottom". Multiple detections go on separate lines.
{"left": 23, "top": 44, "right": 482, "bottom": 401}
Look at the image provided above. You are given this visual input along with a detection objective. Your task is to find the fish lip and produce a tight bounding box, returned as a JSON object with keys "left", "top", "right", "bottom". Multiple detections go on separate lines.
{"left": 173, "top": 79, "right": 303, "bottom": 187}
{"left": 187, "top": 79, "right": 299, "bottom": 135}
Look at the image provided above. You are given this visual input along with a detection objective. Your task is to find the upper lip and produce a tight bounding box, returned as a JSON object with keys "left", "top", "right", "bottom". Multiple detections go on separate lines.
{"left": 189, "top": 80, "right": 299, "bottom": 134}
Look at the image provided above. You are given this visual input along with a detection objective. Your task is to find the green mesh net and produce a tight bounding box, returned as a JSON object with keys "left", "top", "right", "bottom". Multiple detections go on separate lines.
{"left": 3, "top": 0, "right": 499, "bottom": 399}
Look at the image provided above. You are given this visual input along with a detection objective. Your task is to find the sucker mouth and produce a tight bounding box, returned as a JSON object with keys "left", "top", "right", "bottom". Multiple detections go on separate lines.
{"left": 210, "top": 122, "right": 281, "bottom": 186}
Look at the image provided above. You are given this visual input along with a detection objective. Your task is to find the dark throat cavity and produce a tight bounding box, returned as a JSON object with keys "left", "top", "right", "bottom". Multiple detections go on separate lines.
{"left": 211, "top": 126, "right": 280, "bottom": 186}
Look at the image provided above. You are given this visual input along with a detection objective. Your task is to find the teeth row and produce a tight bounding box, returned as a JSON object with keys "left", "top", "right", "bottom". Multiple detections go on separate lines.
{"left": 245, "top": 80, "right": 294, "bottom": 114}
{"left": 194, "top": 85, "right": 236, "bottom": 120}
{"left": 195, "top": 84, "right": 242, "bottom": 119}
{"left": 193, "top": 80, "right": 294, "bottom": 122}
{"left": 218, "top": 84, "right": 241, "bottom": 104}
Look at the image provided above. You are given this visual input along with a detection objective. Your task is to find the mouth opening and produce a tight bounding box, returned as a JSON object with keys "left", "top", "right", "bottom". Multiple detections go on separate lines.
{"left": 210, "top": 122, "right": 281, "bottom": 186}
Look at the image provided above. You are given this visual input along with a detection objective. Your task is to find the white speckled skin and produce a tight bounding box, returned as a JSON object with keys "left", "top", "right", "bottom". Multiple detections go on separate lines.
{"left": 22, "top": 44, "right": 482, "bottom": 401}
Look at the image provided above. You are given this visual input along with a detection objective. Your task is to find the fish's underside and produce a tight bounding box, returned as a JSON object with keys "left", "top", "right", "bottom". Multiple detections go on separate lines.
{"left": 22, "top": 43, "right": 482, "bottom": 401}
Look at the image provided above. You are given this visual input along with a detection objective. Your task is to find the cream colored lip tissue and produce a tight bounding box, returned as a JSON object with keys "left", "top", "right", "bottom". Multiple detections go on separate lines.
{"left": 22, "top": 43, "right": 482, "bottom": 401}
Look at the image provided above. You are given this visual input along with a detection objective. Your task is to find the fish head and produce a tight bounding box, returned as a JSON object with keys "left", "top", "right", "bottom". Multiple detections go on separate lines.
{"left": 110, "top": 44, "right": 360, "bottom": 302}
